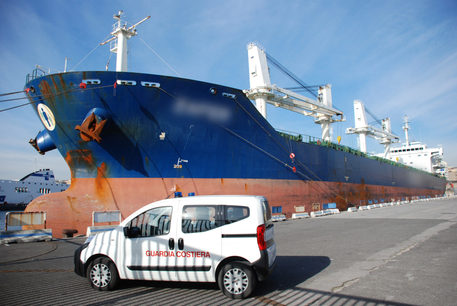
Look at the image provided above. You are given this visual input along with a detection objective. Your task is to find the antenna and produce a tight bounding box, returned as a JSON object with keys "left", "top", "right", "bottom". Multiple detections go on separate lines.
{"left": 100, "top": 11, "right": 150, "bottom": 72}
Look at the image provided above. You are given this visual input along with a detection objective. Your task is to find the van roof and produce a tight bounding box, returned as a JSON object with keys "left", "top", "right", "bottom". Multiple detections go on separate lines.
{"left": 153, "top": 194, "right": 265, "bottom": 206}
{"left": 122, "top": 195, "right": 266, "bottom": 224}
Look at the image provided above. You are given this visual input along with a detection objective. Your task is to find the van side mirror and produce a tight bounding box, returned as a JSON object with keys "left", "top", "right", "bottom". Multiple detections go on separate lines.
{"left": 124, "top": 226, "right": 140, "bottom": 238}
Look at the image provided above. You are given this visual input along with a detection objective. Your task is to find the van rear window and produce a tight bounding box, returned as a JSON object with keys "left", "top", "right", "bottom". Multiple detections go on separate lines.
{"left": 224, "top": 206, "right": 249, "bottom": 224}
{"left": 181, "top": 205, "right": 250, "bottom": 233}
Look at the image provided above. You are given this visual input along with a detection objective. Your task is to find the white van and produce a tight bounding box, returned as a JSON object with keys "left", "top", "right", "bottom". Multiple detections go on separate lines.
{"left": 74, "top": 195, "right": 276, "bottom": 299}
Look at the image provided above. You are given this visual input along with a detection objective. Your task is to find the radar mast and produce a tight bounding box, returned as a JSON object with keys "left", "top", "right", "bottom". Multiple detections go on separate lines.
{"left": 100, "top": 11, "right": 150, "bottom": 72}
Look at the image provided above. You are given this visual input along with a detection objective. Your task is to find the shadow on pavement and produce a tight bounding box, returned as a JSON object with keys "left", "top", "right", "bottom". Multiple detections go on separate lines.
{"left": 113, "top": 255, "right": 331, "bottom": 295}
{"left": 255, "top": 255, "right": 331, "bottom": 295}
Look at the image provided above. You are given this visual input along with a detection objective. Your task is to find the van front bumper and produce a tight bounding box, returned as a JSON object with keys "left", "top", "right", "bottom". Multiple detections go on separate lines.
{"left": 74, "top": 243, "right": 89, "bottom": 277}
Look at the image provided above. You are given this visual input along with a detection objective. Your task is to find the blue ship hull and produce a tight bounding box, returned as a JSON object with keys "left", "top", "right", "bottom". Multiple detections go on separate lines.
{"left": 24, "top": 71, "right": 446, "bottom": 237}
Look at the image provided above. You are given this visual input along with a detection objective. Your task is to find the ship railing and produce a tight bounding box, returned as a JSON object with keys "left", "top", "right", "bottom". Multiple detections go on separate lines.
{"left": 26, "top": 67, "right": 47, "bottom": 83}
{"left": 1, "top": 212, "right": 52, "bottom": 244}
{"left": 92, "top": 210, "right": 121, "bottom": 226}
{"left": 277, "top": 129, "right": 369, "bottom": 156}
{"left": 276, "top": 129, "right": 443, "bottom": 178}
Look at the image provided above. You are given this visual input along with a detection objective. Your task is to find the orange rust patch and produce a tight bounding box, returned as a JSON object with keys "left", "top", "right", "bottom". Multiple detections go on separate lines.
{"left": 66, "top": 149, "right": 96, "bottom": 168}
{"left": 80, "top": 151, "right": 95, "bottom": 165}
{"left": 51, "top": 75, "right": 59, "bottom": 93}
{"left": 67, "top": 196, "right": 81, "bottom": 214}
{"left": 96, "top": 162, "right": 107, "bottom": 179}
{"left": 65, "top": 151, "right": 76, "bottom": 179}
{"left": 94, "top": 162, "right": 115, "bottom": 209}
{"left": 95, "top": 162, "right": 107, "bottom": 197}
{"left": 65, "top": 149, "right": 97, "bottom": 182}
{"left": 58, "top": 74, "right": 67, "bottom": 91}
{"left": 38, "top": 80, "right": 55, "bottom": 106}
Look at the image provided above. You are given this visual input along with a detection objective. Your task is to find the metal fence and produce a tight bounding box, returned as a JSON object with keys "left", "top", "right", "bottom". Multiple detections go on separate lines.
{"left": 5, "top": 211, "right": 46, "bottom": 231}
{"left": 92, "top": 210, "right": 121, "bottom": 226}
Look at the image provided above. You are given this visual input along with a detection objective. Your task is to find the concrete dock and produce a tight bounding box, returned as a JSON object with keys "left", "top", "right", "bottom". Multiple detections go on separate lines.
{"left": 1, "top": 198, "right": 456, "bottom": 305}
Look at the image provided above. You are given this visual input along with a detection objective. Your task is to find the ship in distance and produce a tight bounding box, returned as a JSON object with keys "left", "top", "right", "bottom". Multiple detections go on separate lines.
{"left": 23, "top": 12, "right": 446, "bottom": 237}
{"left": 0, "top": 169, "right": 68, "bottom": 211}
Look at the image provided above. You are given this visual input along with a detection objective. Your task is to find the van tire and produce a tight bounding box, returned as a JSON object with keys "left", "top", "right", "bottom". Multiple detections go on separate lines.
{"left": 218, "top": 261, "right": 256, "bottom": 299}
{"left": 87, "top": 257, "right": 119, "bottom": 291}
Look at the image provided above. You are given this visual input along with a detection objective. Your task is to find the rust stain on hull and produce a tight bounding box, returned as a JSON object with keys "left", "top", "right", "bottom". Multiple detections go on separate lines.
{"left": 65, "top": 149, "right": 97, "bottom": 179}
{"left": 38, "top": 80, "right": 56, "bottom": 107}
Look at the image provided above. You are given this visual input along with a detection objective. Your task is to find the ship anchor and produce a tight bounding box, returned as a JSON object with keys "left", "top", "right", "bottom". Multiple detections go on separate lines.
{"left": 75, "top": 112, "right": 107, "bottom": 143}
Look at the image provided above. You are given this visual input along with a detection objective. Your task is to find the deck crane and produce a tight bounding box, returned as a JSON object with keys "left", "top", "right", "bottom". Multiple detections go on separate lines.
{"left": 346, "top": 100, "right": 399, "bottom": 156}
{"left": 243, "top": 43, "right": 344, "bottom": 142}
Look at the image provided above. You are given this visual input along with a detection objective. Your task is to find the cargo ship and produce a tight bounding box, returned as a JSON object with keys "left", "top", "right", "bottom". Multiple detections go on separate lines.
{"left": 23, "top": 12, "right": 446, "bottom": 237}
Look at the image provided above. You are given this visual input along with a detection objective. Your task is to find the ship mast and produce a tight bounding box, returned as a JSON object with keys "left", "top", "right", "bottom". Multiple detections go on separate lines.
{"left": 100, "top": 11, "right": 150, "bottom": 72}
{"left": 403, "top": 115, "right": 410, "bottom": 145}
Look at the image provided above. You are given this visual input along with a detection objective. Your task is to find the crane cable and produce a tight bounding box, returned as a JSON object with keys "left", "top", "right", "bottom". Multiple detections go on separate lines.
{"left": 265, "top": 51, "right": 317, "bottom": 98}
{"left": 0, "top": 84, "right": 115, "bottom": 113}
{"left": 0, "top": 90, "right": 26, "bottom": 97}
{"left": 229, "top": 94, "right": 345, "bottom": 199}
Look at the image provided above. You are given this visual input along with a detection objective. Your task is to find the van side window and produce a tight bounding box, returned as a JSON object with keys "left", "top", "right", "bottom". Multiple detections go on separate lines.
{"left": 182, "top": 205, "right": 220, "bottom": 233}
{"left": 128, "top": 206, "right": 172, "bottom": 237}
{"left": 224, "top": 206, "right": 249, "bottom": 224}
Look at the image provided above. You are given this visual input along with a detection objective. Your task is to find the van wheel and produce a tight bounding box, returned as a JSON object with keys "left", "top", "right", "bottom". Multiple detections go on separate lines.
{"left": 87, "top": 257, "right": 119, "bottom": 291}
{"left": 218, "top": 261, "right": 256, "bottom": 299}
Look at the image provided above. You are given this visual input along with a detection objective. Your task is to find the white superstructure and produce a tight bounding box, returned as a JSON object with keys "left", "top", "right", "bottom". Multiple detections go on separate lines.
{"left": 0, "top": 169, "right": 69, "bottom": 206}
{"left": 382, "top": 116, "right": 447, "bottom": 176}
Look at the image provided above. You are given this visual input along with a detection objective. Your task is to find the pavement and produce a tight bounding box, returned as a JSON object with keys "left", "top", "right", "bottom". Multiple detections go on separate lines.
{"left": 0, "top": 197, "right": 456, "bottom": 305}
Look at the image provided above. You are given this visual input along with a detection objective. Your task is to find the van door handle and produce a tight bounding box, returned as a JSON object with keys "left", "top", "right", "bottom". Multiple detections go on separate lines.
{"left": 168, "top": 238, "right": 175, "bottom": 250}
{"left": 178, "top": 238, "right": 184, "bottom": 250}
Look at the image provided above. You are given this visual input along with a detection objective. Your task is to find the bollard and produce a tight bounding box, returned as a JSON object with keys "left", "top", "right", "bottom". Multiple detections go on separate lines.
{"left": 62, "top": 229, "right": 78, "bottom": 238}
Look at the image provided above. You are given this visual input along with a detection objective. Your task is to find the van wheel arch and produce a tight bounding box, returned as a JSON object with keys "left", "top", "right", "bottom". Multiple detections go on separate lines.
{"left": 215, "top": 256, "right": 250, "bottom": 287}
{"left": 86, "top": 255, "right": 120, "bottom": 291}
{"left": 85, "top": 254, "right": 117, "bottom": 277}
{"left": 217, "top": 260, "right": 257, "bottom": 299}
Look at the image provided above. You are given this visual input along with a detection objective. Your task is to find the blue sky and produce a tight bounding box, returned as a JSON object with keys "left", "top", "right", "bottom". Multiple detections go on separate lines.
{"left": 1, "top": 0, "right": 456, "bottom": 181}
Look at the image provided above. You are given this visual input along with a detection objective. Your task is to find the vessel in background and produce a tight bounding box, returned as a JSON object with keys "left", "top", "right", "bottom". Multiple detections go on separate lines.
{"left": 0, "top": 169, "right": 69, "bottom": 210}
